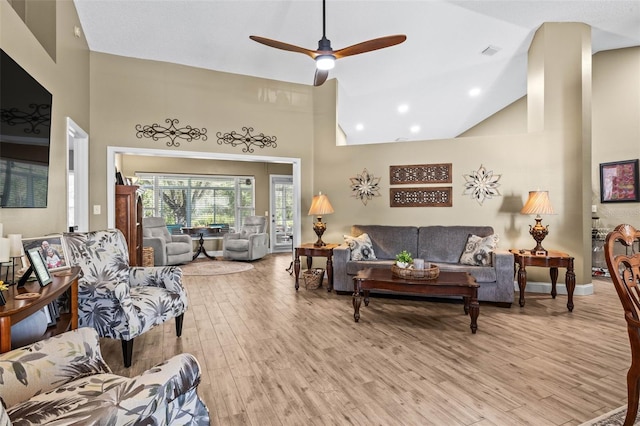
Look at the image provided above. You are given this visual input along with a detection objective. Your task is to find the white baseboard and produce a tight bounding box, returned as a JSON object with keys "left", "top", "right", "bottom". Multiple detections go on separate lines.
{"left": 513, "top": 280, "right": 594, "bottom": 296}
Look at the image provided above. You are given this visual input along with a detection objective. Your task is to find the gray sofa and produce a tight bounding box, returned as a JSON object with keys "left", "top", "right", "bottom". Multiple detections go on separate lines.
{"left": 333, "top": 225, "right": 515, "bottom": 306}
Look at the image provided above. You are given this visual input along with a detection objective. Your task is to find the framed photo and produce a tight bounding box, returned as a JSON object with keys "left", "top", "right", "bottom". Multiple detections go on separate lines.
{"left": 24, "top": 247, "right": 52, "bottom": 287}
{"left": 600, "top": 159, "right": 640, "bottom": 203}
{"left": 22, "top": 235, "right": 70, "bottom": 272}
{"left": 43, "top": 305, "right": 56, "bottom": 327}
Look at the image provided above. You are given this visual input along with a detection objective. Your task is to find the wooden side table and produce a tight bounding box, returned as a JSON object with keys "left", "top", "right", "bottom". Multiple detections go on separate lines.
{"left": 0, "top": 266, "right": 80, "bottom": 353}
{"left": 509, "top": 249, "right": 576, "bottom": 311}
{"left": 294, "top": 243, "right": 339, "bottom": 292}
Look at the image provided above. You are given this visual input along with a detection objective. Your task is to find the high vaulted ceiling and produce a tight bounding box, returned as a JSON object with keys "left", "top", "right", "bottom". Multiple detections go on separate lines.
{"left": 73, "top": 0, "right": 640, "bottom": 145}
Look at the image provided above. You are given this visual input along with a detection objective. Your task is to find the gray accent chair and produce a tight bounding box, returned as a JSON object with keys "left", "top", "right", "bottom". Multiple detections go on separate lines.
{"left": 142, "top": 217, "right": 193, "bottom": 265}
{"left": 223, "top": 216, "right": 269, "bottom": 261}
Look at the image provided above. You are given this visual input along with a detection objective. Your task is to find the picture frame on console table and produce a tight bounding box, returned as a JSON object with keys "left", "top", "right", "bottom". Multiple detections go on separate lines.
{"left": 599, "top": 159, "right": 639, "bottom": 203}
{"left": 22, "top": 235, "right": 70, "bottom": 273}
{"left": 22, "top": 248, "right": 52, "bottom": 287}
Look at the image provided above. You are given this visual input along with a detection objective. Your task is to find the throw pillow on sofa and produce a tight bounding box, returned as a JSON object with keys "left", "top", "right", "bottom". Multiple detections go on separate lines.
{"left": 459, "top": 233, "right": 499, "bottom": 266}
{"left": 344, "top": 233, "right": 377, "bottom": 260}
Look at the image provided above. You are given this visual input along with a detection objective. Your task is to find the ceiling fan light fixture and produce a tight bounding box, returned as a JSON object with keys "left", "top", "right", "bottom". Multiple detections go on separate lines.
{"left": 316, "top": 55, "right": 335, "bottom": 70}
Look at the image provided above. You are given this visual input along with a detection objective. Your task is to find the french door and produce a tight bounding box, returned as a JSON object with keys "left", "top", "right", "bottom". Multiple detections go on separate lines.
{"left": 270, "top": 175, "right": 294, "bottom": 253}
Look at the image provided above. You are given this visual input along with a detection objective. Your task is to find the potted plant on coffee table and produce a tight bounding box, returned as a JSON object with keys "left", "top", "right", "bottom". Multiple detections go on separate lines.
{"left": 395, "top": 250, "right": 413, "bottom": 268}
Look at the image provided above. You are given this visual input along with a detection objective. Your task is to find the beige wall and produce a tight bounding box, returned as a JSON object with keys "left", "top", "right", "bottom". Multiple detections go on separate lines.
{"left": 592, "top": 47, "right": 640, "bottom": 229}
{"left": 88, "top": 52, "right": 319, "bottom": 235}
{"left": 0, "top": 0, "right": 90, "bottom": 237}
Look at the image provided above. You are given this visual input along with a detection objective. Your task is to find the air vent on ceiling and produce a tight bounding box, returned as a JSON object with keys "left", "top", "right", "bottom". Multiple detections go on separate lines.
{"left": 481, "top": 45, "right": 501, "bottom": 56}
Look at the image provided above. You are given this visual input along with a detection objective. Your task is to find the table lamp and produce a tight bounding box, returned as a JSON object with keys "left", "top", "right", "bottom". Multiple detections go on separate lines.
{"left": 308, "top": 192, "right": 334, "bottom": 247}
{"left": 520, "top": 190, "right": 555, "bottom": 255}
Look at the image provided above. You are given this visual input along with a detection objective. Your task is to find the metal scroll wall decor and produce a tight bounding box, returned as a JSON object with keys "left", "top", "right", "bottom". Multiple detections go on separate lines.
{"left": 135, "top": 118, "right": 207, "bottom": 147}
{"left": 0, "top": 104, "right": 51, "bottom": 134}
{"left": 462, "top": 164, "right": 502, "bottom": 205}
{"left": 390, "top": 163, "right": 452, "bottom": 184}
{"left": 350, "top": 168, "right": 382, "bottom": 205}
{"left": 390, "top": 187, "right": 452, "bottom": 207}
{"left": 216, "top": 126, "right": 277, "bottom": 153}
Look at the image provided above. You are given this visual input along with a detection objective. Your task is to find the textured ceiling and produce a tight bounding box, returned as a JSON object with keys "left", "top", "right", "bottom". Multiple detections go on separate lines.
{"left": 73, "top": 0, "right": 640, "bottom": 145}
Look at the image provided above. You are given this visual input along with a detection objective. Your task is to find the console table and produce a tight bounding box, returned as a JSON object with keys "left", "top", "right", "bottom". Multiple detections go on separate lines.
{"left": 0, "top": 266, "right": 80, "bottom": 353}
{"left": 509, "top": 249, "right": 576, "bottom": 311}
{"left": 294, "top": 243, "right": 339, "bottom": 292}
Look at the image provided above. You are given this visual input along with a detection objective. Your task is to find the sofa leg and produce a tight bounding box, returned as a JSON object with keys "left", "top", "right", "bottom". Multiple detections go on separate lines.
{"left": 175, "top": 313, "right": 184, "bottom": 337}
{"left": 122, "top": 339, "right": 134, "bottom": 368}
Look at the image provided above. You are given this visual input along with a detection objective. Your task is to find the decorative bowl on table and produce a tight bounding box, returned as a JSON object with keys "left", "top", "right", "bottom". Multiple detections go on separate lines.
{"left": 391, "top": 263, "right": 440, "bottom": 280}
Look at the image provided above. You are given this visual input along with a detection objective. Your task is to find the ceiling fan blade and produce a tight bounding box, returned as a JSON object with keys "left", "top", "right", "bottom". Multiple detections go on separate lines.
{"left": 333, "top": 35, "right": 407, "bottom": 59}
{"left": 250, "top": 36, "right": 319, "bottom": 59}
{"left": 314, "top": 69, "right": 329, "bottom": 86}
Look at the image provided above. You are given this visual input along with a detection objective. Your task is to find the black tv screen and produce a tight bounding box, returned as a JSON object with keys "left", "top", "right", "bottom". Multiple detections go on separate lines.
{"left": 0, "top": 49, "right": 52, "bottom": 208}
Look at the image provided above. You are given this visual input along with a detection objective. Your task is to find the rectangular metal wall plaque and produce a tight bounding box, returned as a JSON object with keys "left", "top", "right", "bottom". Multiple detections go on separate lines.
{"left": 389, "top": 163, "right": 452, "bottom": 185}
{"left": 390, "top": 187, "right": 453, "bottom": 207}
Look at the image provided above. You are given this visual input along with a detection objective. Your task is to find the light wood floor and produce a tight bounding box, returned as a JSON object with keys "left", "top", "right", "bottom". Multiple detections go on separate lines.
{"left": 100, "top": 254, "right": 630, "bottom": 425}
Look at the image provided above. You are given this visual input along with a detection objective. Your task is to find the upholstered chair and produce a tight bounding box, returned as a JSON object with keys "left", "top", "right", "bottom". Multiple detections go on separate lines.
{"left": 63, "top": 229, "right": 188, "bottom": 368}
{"left": 142, "top": 217, "right": 194, "bottom": 265}
{"left": 222, "top": 215, "right": 269, "bottom": 261}
{"left": 0, "top": 327, "right": 210, "bottom": 425}
{"left": 604, "top": 224, "right": 640, "bottom": 426}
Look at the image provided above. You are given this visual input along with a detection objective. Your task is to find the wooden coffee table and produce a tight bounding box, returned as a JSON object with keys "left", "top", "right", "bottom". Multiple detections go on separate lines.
{"left": 352, "top": 268, "right": 480, "bottom": 333}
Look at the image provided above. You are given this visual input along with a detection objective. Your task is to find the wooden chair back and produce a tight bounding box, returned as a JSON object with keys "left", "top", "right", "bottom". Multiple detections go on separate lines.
{"left": 604, "top": 224, "right": 640, "bottom": 426}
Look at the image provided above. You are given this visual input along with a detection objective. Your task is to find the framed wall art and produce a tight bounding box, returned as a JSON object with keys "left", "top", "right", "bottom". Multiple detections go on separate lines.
{"left": 600, "top": 159, "right": 639, "bottom": 203}
{"left": 22, "top": 235, "right": 70, "bottom": 272}
{"left": 389, "top": 163, "right": 452, "bottom": 185}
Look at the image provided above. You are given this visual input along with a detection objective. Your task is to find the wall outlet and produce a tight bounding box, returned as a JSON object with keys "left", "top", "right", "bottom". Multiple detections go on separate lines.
{"left": 591, "top": 205, "right": 597, "bottom": 213}
{"left": 93, "top": 205, "right": 101, "bottom": 215}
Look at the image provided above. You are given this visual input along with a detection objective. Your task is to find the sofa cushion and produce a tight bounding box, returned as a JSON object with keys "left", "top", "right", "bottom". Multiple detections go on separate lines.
{"left": 166, "top": 241, "right": 192, "bottom": 256}
{"left": 352, "top": 225, "right": 418, "bottom": 260}
{"left": 225, "top": 239, "right": 250, "bottom": 252}
{"left": 459, "top": 233, "right": 499, "bottom": 266}
{"left": 418, "top": 226, "right": 494, "bottom": 263}
{"left": 344, "top": 233, "right": 377, "bottom": 260}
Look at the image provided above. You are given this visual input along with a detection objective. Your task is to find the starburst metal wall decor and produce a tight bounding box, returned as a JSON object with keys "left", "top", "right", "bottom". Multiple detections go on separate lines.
{"left": 216, "top": 126, "right": 277, "bottom": 153}
{"left": 135, "top": 118, "right": 207, "bottom": 147}
{"left": 462, "top": 164, "right": 502, "bottom": 205}
{"left": 0, "top": 104, "right": 51, "bottom": 134}
{"left": 350, "top": 168, "right": 381, "bottom": 205}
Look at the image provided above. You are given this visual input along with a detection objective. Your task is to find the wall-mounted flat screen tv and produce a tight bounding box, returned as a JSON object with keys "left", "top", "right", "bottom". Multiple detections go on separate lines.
{"left": 0, "top": 49, "right": 52, "bottom": 208}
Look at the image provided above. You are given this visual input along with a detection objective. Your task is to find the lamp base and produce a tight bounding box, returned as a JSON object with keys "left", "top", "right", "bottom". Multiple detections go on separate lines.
{"left": 313, "top": 217, "right": 327, "bottom": 247}
{"left": 529, "top": 216, "right": 549, "bottom": 254}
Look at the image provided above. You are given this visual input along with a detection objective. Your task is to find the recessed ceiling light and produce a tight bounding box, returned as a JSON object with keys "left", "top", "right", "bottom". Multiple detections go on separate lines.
{"left": 355, "top": 123, "right": 364, "bottom": 131}
{"left": 469, "top": 87, "right": 481, "bottom": 97}
{"left": 410, "top": 125, "right": 420, "bottom": 133}
{"left": 397, "top": 104, "right": 409, "bottom": 114}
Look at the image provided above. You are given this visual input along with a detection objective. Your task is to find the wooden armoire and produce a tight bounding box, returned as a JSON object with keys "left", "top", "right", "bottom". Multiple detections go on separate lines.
{"left": 115, "top": 185, "right": 143, "bottom": 266}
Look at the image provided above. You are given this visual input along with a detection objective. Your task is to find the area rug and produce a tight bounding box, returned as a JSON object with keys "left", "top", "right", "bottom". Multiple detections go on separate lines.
{"left": 581, "top": 406, "right": 639, "bottom": 426}
{"left": 181, "top": 260, "right": 253, "bottom": 276}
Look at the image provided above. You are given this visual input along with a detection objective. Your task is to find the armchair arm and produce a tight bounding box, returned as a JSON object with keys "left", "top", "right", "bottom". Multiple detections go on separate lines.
{"left": 110, "top": 353, "right": 210, "bottom": 424}
{"left": 143, "top": 236, "right": 168, "bottom": 266}
{"left": 170, "top": 234, "right": 192, "bottom": 245}
{"left": 129, "top": 266, "right": 185, "bottom": 295}
{"left": 248, "top": 233, "right": 269, "bottom": 257}
{"left": 0, "top": 328, "right": 111, "bottom": 409}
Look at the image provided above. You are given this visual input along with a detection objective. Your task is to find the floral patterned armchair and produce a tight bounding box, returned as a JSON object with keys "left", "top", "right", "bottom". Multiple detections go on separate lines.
{"left": 63, "top": 229, "right": 188, "bottom": 368}
{"left": 0, "top": 327, "right": 210, "bottom": 425}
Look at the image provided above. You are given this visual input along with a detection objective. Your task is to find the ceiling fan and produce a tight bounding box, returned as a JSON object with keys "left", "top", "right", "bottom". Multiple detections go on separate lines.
{"left": 249, "top": 0, "right": 406, "bottom": 86}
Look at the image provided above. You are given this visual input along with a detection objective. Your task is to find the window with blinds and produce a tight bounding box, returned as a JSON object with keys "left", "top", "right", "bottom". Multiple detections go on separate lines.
{"left": 137, "top": 174, "right": 255, "bottom": 230}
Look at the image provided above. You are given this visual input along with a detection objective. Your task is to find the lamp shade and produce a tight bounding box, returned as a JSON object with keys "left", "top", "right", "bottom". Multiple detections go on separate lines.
{"left": 520, "top": 191, "right": 555, "bottom": 215}
{"left": 308, "top": 193, "right": 334, "bottom": 216}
